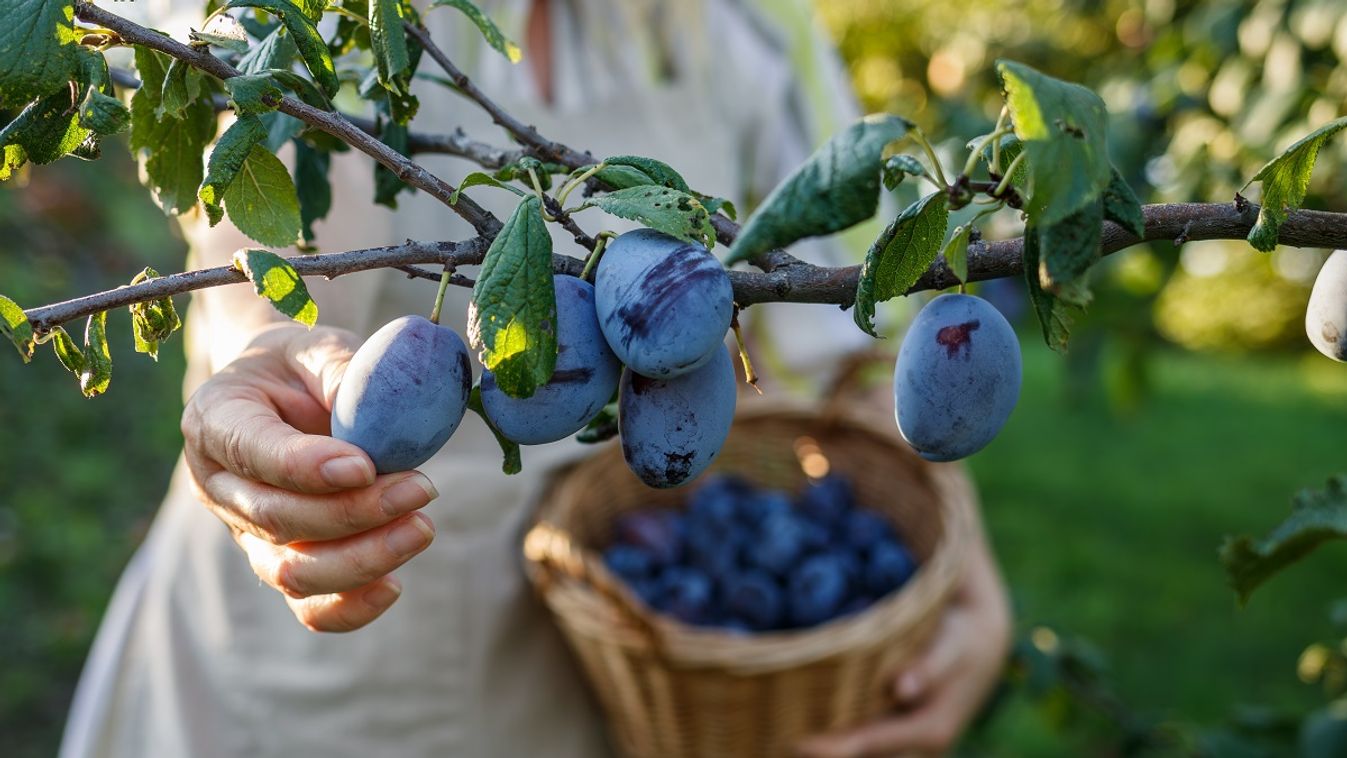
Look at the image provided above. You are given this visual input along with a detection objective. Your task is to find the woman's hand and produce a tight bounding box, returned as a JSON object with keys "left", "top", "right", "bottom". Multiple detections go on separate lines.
{"left": 180, "top": 324, "right": 438, "bottom": 632}
{"left": 796, "top": 530, "right": 1012, "bottom": 758}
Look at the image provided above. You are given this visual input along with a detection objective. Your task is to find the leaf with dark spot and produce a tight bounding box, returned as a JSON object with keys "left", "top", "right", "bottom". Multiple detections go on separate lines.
{"left": 853, "top": 191, "right": 949, "bottom": 336}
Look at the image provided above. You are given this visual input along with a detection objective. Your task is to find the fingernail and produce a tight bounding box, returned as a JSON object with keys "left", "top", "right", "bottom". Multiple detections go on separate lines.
{"left": 897, "top": 671, "right": 922, "bottom": 701}
{"left": 380, "top": 474, "right": 438, "bottom": 516}
{"left": 386, "top": 513, "right": 434, "bottom": 556}
{"left": 363, "top": 578, "right": 402, "bottom": 609}
{"left": 321, "top": 456, "right": 375, "bottom": 488}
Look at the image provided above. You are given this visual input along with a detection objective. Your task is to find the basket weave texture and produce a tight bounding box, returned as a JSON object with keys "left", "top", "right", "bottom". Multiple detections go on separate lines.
{"left": 523, "top": 401, "right": 977, "bottom": 758}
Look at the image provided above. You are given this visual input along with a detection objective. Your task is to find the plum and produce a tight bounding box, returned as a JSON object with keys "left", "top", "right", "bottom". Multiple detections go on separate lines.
{"left": 595, "top": 228, "right": 733, "bottom": 378}
{"left": 893, "top": 293, "right": 1022, "bottom": 461}
{"left": 619, "top": 346, "right": 737, "bottom": 488}
{"left": 864, "top": 540, "right": 917, "bottom": 597}
{"left": 787, "top": 554, "right": 850, "bottom": 627}
{"left": 1306, "top": 250, "right": 1347, "bottom": 361}
{"left": 722, "top": 569, "right": 785, "bottom": 630}
{"left": 614, "top": 509, "right": 684, "bottom": 566}
{"left": 745, "top": 511, "right": 809, "bottom": 576}
{"left": 657, "top": 566, "right": 714, "bottom": 624}
{"left": 331, "top": 315, "right": 471, "bottom": 473}
{"left": 480, "top": 277, "right": 622, "bottom": 443}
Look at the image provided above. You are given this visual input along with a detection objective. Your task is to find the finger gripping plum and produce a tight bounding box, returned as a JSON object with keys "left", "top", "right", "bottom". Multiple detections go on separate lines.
{"left": 619, "top": 346, "right": 736, "bottom": 488}
{"left": 595, "top": 228, "right": 733, "bottom": 378}
{"left": 893, "top": 293, "right": 1022, "bottom": 462}
{"left": 1306, "top": 250, "right": 1347, "bottom": 361}
{"left": 331, "top": 315, "right": 472, "bottom": 473}
{"left": 481, "top": 277, "right": 622, "bottom": 444}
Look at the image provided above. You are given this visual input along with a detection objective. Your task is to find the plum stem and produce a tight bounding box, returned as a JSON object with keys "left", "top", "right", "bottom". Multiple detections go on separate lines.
{"left": 429, "top": 266, "right": 454, "bottom": 324}
{"left": 580, "top": 232, "right": 615, "bottom": 282}
{"left": 731, "top": 310, "right": 762, "bottom": 394}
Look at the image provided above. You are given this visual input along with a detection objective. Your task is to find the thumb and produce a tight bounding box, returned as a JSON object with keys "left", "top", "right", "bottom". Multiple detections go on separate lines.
{"left": 287, "top": 326, "right": 363, "bottom": 411}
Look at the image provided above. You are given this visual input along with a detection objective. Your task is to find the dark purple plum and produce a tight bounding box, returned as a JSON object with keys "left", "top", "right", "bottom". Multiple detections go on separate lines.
{"left": 894, "top": 293, "right": 1022, "bottom": 461}
{"left": 331, "top": 315, "right": 471, "bottom": 473}
{"left": 614, "top": 509, "right": 684, "bottom": 566}
{"left": 618, "top": 346, "right": 737, "bottom": 488}
{"left": 745, "top": 511, "right": 809, "bottom": 576}
{"left": 787, "top": 554, "right": 850, "bottom": 627}
{"left": 842, "top": 510, "right": 894, "bottom": 552}
{"left": 657, "top": 566, "right": 714, "bottom": 624}
{"left": 595, "top": 228, "right": 733, "bottom": 378}
{"left": 480, "top": 277, "right": 621, "bottom": 444}
{"left": 864, "top": 539, "right": 917, "bottom": 597}
{"left": 722, "top": 569, "right": 785, "bottom": 630}
{"left": 796, "top": 474, "right": 855, "bottom": 526}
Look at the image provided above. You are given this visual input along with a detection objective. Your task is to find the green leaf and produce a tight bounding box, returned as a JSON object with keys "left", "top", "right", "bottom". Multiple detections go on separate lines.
{"left": 997, "top": 60, "right": 1111, "bottom": 226}
{"left": 1220, "top": 476, "right": 1347, "bottom": 605}
{"left": 127, "top": 267, "right": 182, "bottom": 361}
{"left": 131, "top": 47, "right": 218, "bottom": 215}
{"left": 942, "top": 223, "right": 972, "bottom": 284}
{"left": 597, "top": 155, "right": 690, "bottom": 192}
{"left": 294, "top": 140, "right": 331, "bottom": 244}
{"left": 1102, "top": 168, "right": 1145, "bottom": 238}
{"left": 222, "top": 145, "right": 302, "bottom": 247}
{"left": 1022, "top": 224, "right": 1083, "bottom": 352}
{"left": 581, "top": 187, "right": 715, "bottom": 248}
{"left": 728, "top": 113, "right": 912, "bottom": 264}
{"left": 882, "top": 154, "right": 926, "bottom": 191}
{"left": 0, "top": 88, "right": 93, "bottom": 165}
{"left": 232, "top": 249, "right": 318, "bottom": 325}
{"left": 467, "top": 386, "right": 523, "bottom": 474}
{"left": 49, "top": 326, "right": 83, "bottom": 375}
{"left": 225, "top": 74, "right": 283, "bottom": 115}
{"left": 0, "top": 143, "right": 27, "bottom": 181}
{"left": 0, "top": 294, "right": 33, "bottom": 362}
{"left": 852, "top": 192, "right": 949, "bottom": 337}
{"left": 157, "top": 59, "right": 194, "bottom": 119}
{"left": 373, "top": 115, "right": 411, "bottom": 207}
{"left": 467, "top": 196, "right": 557, "bottom": 399}
{"left": 575, "top": 404, "right": 618, "bottom": 444}
{"left": 200, "top": 115, "right": 269, "bottom": 227}
{"left": 266, "top": 68, "right": 332, "bottom": 110}
{"left": 78, "top": 90, "right": 130, "bottom": 135}
{"left": 191, "top": 20, "right": 251, "bottom": 54}
{"left": 238, "top": 26, "right": 297, "bottom": 75}
{"left": 429, "top": 0, "right": 523, "bottom": 63}
{"left": 1243, "top": 116, "right": 1347, "bottom": 252}
{"left": 225, "top": 0, "right": 340, "bottom": 96}
{"left": 292, "top": 0, "right": 327, "bottom": 21}
{"left": 259, "top": 110, "right": 303, "bottom": 153}
{"left": 590, "top": 163, "right": 656, "bottom": 190}
{"left": 700, "top": 196, "right": 736, "bottom": 221}
{"left": 1037, "top": 198, "right": 1102, "bottom": 299}
{"left": 0, "top": 0, "right": 77, "bottom": 108}
{"left": 370, "top": 0, "right": 411, "bottom": 90}
{"left": 452, "top": 171, "right": 526, "bottom": 204}
{"left": 79, "top": 311, "right": 112, "bottom": 398}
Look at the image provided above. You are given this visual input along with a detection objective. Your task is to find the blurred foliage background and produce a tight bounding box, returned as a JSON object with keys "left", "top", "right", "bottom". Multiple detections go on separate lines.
{"left": 7, "top": 0, "right": 1347, "bottom": 755}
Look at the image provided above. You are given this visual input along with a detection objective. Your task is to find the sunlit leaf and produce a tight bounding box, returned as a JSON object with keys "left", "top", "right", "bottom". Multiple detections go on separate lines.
{"left": 79, "top": 311, "right": 112, "bottom": 398}
{"left": 852, "top": 192, "right": 949, "bottom": 336}
{"left": 225, "top": 0, "right": 340, "bottom": 96}
{"left": 0, "top": 0, "right": 77, "bottom": 108}
{"left": 580, "top": 187, "right": 715, "bottom": 248}
{"left": 128, "top": 267, "right": 182, "bottom": 361}
{"left": 222, "top": 145, "right": 302, "bottom": 247}
{"left": 1243, "top": 117, "right": 1347, "bottom": 252}
{"left": 199, "top": 115, "right": 269, "bottom": 227}
{"left": 430, "top": 0, "right": 523, "bottom": 63}
{"left": 0, "top": 294, "right": 33, "bottom": 362}
{"left": 232, "top": 249, "right": 318, "bottom": 326}
{"left": 467, "top": 386, "right": 522, "bottom": 474}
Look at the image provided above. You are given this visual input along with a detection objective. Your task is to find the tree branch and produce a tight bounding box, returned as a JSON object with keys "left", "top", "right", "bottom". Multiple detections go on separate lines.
{"left": 24, "top": 203, "right": 1347, "bottom": 331}
{"left": 76, "top": 2, "right": 502, "bottom": 237}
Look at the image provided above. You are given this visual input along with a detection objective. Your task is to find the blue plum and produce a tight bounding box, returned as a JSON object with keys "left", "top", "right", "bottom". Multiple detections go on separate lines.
{"left": 614, "top": 509, "right": 684, "bottom": 566}
{"left": 796, "top": 474, "right": 855, "bottom": 527}
{"left": 864, "top": 539, "right": 917, "bottom": 597}
{"left": 893, "top": 293, "right": 1022, "bottom": 462}
{"left": 745, "top": 511, "right": 809, "bottom": 576}
{"left": 331, "top": 315, "right": 471, "bottom": 474}
{"left": 740, "top": 490, "right": 792, "bottom": 525}
{"left": 480, "top": 277, "right": 622, "bottom": 444}
{"left": 618, "top": 346, "right": 737, "bottom": 488}
{"left": 842, "top": 510, "right": 894, "bottom": 552}
{"left": 595, "top": 228, "right": 733, "bottom": 378}
{"left": 603, "top": 545, "right": 654, "bottom": 582}
{"left": 685, "top": 521, "right": 742, "bottom": 577}
{"left": 657, "top": 566, "right": 714, "bottom": 624}
{"left": 787, "top": 554, "right": 851, "bottom": 627}
{"left": 722, "top": 569, "right": 785, "bottom": 630}
{"left": 1306, "top": 250, "right": 1347, "bottom": 361}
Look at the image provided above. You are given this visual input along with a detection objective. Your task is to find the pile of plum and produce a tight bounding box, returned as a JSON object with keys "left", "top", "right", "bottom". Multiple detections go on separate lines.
{"left": 331, "top": 228, "right": 738, "bottom": 488}
{"left": 602, "top": 473, "right": 918, "bottom": 632}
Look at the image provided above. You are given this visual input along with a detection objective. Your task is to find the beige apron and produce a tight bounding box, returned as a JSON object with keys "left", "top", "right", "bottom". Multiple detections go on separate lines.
{"left": 61, "top": 2, "right": 868, "bottom": 755}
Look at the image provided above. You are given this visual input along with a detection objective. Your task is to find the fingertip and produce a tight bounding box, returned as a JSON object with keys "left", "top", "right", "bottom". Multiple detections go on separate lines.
{"left": 895, "top": 670, "right": 925, "bottom": 703}
{"left": 319, "top": 453, "right": 377, "bottom": 489}
{"left": 362, "top": 576, "right": 403, "bottom": 610}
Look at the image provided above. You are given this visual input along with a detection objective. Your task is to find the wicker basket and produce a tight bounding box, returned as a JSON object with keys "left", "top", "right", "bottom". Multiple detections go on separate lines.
{"left": 522, "top": 401, "right": 976, "bottom": 758}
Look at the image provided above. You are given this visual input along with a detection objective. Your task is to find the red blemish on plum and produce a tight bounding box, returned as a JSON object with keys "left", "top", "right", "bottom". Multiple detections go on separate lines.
{"left": 936, "top": 320, "right": 981, "bottom": 358}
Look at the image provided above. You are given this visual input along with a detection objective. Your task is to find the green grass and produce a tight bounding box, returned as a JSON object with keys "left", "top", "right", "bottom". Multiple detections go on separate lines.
{"left": 966, "top": 338, "right": 1347, "bottom": 750}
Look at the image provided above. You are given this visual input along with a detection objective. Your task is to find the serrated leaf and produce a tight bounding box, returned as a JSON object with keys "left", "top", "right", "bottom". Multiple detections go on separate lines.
{"left": 1022, "top": 224, "right": 1082, "bottom": 352}
{"left": 79, "top": 311, "right": 112, "bottom": 398}
{"left": 598, "top": 155, "right": 690, "bottom": 192}
{"left": 222, "top": 145, "right": 302, "bottom": 247}
{"left": 467, "top": 386, "right": 523, "bottom": 474}
{"left": 232, "top": 249, "right": 318, "bottom": 325}
{"left": 127, "top": 267, "right": 181, "bottom": 361}
{"left": 467, "top": 196, "right": 557, "bottom": 399}
{"left": 1244, "top": 116, "right": 1347, "bottom": 253}
{"left": 0, "top": 294, "right": 33, "bottom": 362}
{"left": 1221, "top": 476, "right": 1347, "bottom": 605}
{"left": 238, "top": 26, "right": 296, "bottom": 75}
{"left": 575, "top": 404, "right": 618, "bottom": 444}
{"left": 370, "top": 0, "right": 411, "bottom": 90}
{"left": 728, "top": 113, "right": 912, "bottom": 264}
{"left": 0, "top": 88, "right": 93, "bottom": 165}
{"left": 131, "top": 47, "right": 217, "bottom": 215}
{"left": 49, "top": 325, "right": 83, "bottom": 374}
{"left": 0, "top": 144, "right": 26, "bottom": 181}
{"left": 260, "top": 110, "right": 303, "bottom": 153}
{"left": 157, "top": 59, "right": 193, "bottom": 119}
{"left": 225, "top": 0, "right": 340, "bottom": 96}
{"left": 1102, "top": 168, "right": 1145, "bottom": 238}
{"left": 1037, "top": 198, "right": 1102, "bottom": 298}
{"left": 582, "top": 187, "right": 715, "bottom": 247}
{"left": 0, "top": 0, "right": 77, "bottom": 108}
{"left": 294, "top": 140, "right": 331, "bottom": 244}
{"left": 430, "top": 0, "right": 522, "bottom": 63}
{"left": 78, "top": 90, "right": 130, "bottom": 135}
{"left": 191, "top": 16, "right": 250, "bottom": 54}
{"left": 200, "top": 115, "right": 269, "bottom": 227}
{"left": 997, "top": 60, "right": 1111, "bottom": 226}
{"left": 883, "top": 154, "right": 926, "bottom": 191}
{"left": 225, "top": 74, "right": 283, "bottom": 115}
{"left": 852, "top": 192, "right": 949, "bottom": 337}
{"left": 452, "top": 171, "right": 525, "bottom": 204}
{"left": 942, "top": 223, "right": 972, "bottom": 284}
{"left": 292, "top": 0, "right": 327, "bottom": 21}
